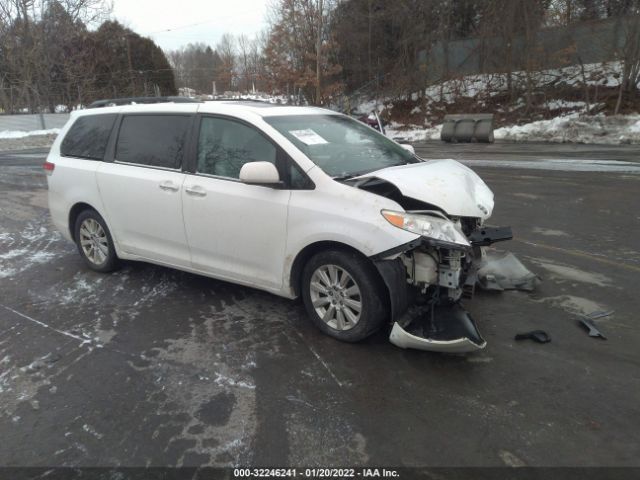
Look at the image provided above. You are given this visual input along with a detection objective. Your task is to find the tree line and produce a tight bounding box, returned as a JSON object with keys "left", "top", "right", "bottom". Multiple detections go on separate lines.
{"left": 0, "top": 0, "right": 176, "bottom": 113}
{"left": 170, "top": 0, "right": 639, "bottom": 111}
{"left": 168, "top": 0, "right": 343, "bottom": 106}
{"left": 167, "top": 34, "right": 264, "bottom": 96}
{"left": 1, "top": 0, "right": 639, "bottom": 114}
{"left": 330, "top": 0, "right": 639, "bottom": 112}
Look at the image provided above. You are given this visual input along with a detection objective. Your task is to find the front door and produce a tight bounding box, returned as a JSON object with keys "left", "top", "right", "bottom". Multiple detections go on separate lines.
{"left": 182, "top": 116, "right": 290, "bottom": 290}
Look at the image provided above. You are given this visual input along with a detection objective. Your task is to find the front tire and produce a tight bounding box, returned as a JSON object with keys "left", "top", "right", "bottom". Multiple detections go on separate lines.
{"left": 301, "top": 250, "right": 388, "bottom": 342}
{"left": 74, "top": 210, "right": 119, "bottom": 273}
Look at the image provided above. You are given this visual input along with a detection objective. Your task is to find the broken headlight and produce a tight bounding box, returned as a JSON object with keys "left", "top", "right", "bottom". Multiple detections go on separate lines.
{"left": 381, "top": 210, "right": 470, "bottom": 248}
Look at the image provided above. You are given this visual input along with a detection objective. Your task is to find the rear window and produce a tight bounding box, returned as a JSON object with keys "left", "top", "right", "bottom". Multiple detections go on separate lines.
{"left": 116, "top": 115, "right": 191, "bottom": 169}
{"left": 60, "top": 114, "right": 117, "bottom": 160}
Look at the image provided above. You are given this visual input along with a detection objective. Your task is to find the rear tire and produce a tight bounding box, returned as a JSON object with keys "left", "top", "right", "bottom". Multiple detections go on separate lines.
{"left": 74, "top": 209, "right": 119, "bottom": 273}
{"left": 301, "top": 250, "right": 388, "bottom": 342}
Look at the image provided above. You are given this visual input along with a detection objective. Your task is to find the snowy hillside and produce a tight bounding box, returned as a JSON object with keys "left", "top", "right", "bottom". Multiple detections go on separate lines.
{"left": 356, "top": 61, "right": 640, "bottom": 144}
{"left": 387, "top": 114, "right": 640, "bottom": 144}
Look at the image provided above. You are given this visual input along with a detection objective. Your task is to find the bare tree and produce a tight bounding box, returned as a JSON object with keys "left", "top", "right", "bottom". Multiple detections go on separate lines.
{"left": 167, "top": 43, "right": 220, "bottom": 94}
{"left": 615, "top": 8, "right": 640, "bottom": 113}
{"left": 248, "top": 34, "right": 267, "bottom": 91}
{"left": 216, "top": 33, "right": 236, "bottom": 92}
{"left": 0, "top": 0, "right": 113, "bottom": 112}
{"left": 48, "top": 0, "right": 112, "bottom": 25}
{"left": 264, "top": 0, "right": 342, "bottom": 104}
{"left": 237, "top": 34, "right": 251, "bottom": 92}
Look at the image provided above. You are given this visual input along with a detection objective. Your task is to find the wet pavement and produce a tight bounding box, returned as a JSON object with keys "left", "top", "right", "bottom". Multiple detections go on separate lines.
{"left": 0, "top": 145, "right": 639, "bottom": 467}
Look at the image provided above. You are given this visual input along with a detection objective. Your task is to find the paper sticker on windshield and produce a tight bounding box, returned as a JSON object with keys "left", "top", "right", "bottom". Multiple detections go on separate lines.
{"left": 289, "top": 129, "right": 328, "bottom": 145}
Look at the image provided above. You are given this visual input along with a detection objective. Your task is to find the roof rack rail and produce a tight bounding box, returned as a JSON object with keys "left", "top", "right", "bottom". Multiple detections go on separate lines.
{"left": 87, "top": 96, "right": 201, "bottom": 109}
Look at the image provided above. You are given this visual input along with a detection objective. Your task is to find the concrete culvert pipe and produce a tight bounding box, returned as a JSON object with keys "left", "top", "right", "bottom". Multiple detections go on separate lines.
{"left": 441, "top": 114, "right": 495, "bottom": 143}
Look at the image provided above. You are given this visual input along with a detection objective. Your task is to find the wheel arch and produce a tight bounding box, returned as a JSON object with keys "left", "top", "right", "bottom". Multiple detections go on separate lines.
{"left": 68, "top": 202, "right": 99, "bottom": 242}
{"left": 289, "top": 240, "right": 388, "bottom": 299}
{"left": 289, "top": 240, "right": 411, "bottom": 326}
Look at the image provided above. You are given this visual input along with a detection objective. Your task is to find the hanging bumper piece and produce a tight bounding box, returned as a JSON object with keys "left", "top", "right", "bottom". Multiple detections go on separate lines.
{"left": 390, "top": 303, "right": 486, "bottom": 353}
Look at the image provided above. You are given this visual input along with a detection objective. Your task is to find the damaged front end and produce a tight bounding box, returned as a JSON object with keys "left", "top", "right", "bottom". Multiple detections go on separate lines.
{"left": 373, "top": 212, "right": 517, "bottom": 353}
{"left": 345, "top": 159, "right": 539, "bottom": 353}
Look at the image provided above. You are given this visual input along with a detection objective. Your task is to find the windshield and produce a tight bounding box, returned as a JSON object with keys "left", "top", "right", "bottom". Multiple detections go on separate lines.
{"left": 264, "top": 114, "right": 417, "bottom": 178}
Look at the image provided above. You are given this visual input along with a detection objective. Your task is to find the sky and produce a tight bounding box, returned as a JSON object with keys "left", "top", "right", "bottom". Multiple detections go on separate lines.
{"left": 111, "top": 0, "right": 270, "bottom": 52}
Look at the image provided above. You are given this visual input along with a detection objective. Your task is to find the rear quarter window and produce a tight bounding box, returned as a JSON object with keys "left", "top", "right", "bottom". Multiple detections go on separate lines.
{"left": 116, "top": 115, "right": 191, "bottom": 169}
{"left": 60, "top": 114, "right": 117, "bottom": 160}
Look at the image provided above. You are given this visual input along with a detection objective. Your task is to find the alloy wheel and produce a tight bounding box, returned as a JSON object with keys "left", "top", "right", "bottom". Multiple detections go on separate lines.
{"left": 79, "top": 218, "right": 109, "bottom": 266}
{"left": 309, "top": 264, "right": 362, "bottom": 331}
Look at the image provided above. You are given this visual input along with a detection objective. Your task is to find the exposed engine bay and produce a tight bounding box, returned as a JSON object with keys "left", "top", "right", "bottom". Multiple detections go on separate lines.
{"left": 346, "top": 160, "right": 540, "bottom": 353}
{"left": 372, "top": 217, "right": 530, "bottom": 353}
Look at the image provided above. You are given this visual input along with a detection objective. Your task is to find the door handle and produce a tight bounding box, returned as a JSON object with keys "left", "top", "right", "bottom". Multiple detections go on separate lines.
{"left": 185, "top": 185, "right": 207, "bottom": 197}
{"left": 159, "top": 180, "right": 180, "bottom": 192}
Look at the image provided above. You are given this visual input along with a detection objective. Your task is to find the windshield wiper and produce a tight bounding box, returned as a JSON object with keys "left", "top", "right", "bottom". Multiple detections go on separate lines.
{"left": 332, "top": 173, "right": 359, "bottom": 181}
{"left": 332, "top": 158, "right": 419, "bottom": 181}
{"left": 389, "top": 156, "right": 421, "bottom": 167}
{"left": 332, "top": 168, "right": 379, "bottom": 181}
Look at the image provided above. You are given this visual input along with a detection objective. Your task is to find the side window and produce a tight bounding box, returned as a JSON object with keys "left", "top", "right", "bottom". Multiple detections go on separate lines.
{"left": 60, "top": 114, "right": 117, "bottom": 160}
{"left": 197, "top": 117, "right": 276, "bottom": 179}
{"left": 289, "top": 162, "right": 314, "bottom": 189}
{"left": 116, "top": 115, "right": 190, "bottom": 169}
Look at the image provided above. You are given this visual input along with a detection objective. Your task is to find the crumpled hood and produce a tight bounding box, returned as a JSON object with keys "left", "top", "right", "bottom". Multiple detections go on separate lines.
{"left": 355, "top": 159, "right": 494, "bottom": 219}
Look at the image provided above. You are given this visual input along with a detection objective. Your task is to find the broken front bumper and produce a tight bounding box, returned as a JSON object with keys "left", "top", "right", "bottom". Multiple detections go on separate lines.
{"left": 374, "top": 224, "right": 538, "bottom": 353}
{"left": 390, "top": 325, "right": 485, "bottom": 352}
{"left": 390, "top": 303, "right": 486, "bottom": 353}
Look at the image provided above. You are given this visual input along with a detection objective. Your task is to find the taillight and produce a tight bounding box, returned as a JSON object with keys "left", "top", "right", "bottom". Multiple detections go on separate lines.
{"left": 43, "top": 161, "right": 55, "bottom": 175}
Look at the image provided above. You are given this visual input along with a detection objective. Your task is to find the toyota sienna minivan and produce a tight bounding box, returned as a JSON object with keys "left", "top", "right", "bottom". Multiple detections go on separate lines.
{"left": 45, "top": 99, "right": 512, "bottom": 353}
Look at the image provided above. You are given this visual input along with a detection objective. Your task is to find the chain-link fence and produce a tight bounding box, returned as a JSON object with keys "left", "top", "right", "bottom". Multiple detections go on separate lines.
{"left": 419, "top": 15, "right": 636, "bottom": 82}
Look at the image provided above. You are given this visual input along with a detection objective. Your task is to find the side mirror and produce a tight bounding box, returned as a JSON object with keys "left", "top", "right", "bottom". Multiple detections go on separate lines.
{"left": 399, "top": 144, "right": 415, "bottom": 155}
{"left": 239, "top": 161, "right": 281, "bottom": 186}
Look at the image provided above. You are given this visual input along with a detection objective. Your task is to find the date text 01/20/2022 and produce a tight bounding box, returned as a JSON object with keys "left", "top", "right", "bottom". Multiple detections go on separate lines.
{"left": 233, "top": 468, "right": 400, "bottom": 477}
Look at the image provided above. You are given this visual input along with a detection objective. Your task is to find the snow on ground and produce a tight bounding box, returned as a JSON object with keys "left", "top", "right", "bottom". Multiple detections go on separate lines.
{"left": 203, "top": 92, "right": 292, "bottom": 104}
{"left": 0, "top": 128, "right": 60, "bottom": 140}
{"left": 1, "top": 115, "right": 639, "bottom": 147}
{"left": 352, "top": 98, "right": 393, "bottom": 115}
{"left": 0, "top": 132, "right": 59, "bottom": 151}
{"left": 386, "top": 122, "right": 441, "bottom": 143}
{"left": 383, "top": 114, "right": 640, "bottom": 144}
{"left": 494, "top": 114, "right": 640, "bottom": 144}
{"left": 460, "top": 158, "right": 640, "bottom": 173}
{"left": 353, "top": 61, "right": 630, "bottom": 112}
{"left": 422, "top": 61, "right": 630, "bottom": 103}
{"left": 350, "top": 60, "right": 640, "bottom": 144}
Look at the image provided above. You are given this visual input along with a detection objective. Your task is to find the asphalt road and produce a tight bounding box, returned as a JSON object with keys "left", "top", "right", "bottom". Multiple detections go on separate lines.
{"left": 0, "top": 144, "right": 639, "bottom": 468}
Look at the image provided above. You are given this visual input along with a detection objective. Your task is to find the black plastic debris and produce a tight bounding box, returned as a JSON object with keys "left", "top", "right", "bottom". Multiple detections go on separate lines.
{"left": 515, "top": 330, "right": 551, "bottom": 343}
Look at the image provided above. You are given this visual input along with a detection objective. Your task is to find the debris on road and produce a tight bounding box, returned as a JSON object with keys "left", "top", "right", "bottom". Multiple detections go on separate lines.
{"left": 514, "top": 330, "right": 551, "bottom": 344}
{"left": 578, "top": 318, "right": 608, "bottom": 340}
{"left": 584, "top": 310, "right": 614, "bottom": 320}
{"left": 477, "top": 249, "right": 541, "bottom": 291}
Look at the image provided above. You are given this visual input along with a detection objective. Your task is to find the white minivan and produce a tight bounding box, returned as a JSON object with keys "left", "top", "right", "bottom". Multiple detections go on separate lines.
{"left": 45, "top": 99, "right": 512, "bottom": 352}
